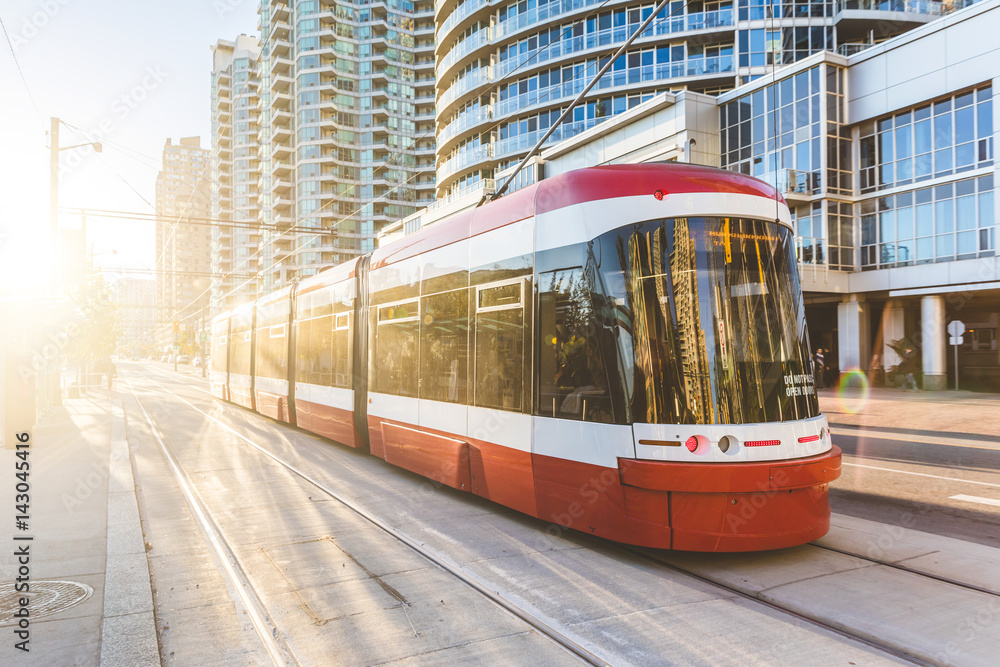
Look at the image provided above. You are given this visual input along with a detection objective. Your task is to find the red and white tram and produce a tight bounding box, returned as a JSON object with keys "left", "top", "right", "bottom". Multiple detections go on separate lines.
{"left": 210, "top": 163, "right": 841, "bottom": 552}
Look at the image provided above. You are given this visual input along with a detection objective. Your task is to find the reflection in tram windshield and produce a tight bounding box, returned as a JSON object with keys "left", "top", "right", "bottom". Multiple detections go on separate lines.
{"left": 596, "top": 217, "right": 819, "bottom": 425}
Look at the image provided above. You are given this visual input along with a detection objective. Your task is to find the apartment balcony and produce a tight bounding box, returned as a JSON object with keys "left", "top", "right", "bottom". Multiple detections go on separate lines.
{"left": 438, "top": 144, "right": 494, "bottom": 185}
{"left": 272, "top": 125, "right": 292, "bottom": 142}
{"left": 437, "top": 28, "right": 492, "bottom": 81}
{"left": 271, "top": 37, "right": 292, "bottom": 57}
{"left": 437, "top": 106, "right": 492, "bottom": 155}
{"left": 436, "top": 0, "right": 492, "bottom": 51}
{"left": 271, "top": 91, "right": 293, "bottom": 111}
{"left": 437, "top": 67, "right": 492, "bottom": 118}
{"left": 270, "top": 177, "right": 292, "bottom": 195}
{"left": 834, "top": 0, "right": 944, "bottom": 41}
{"left": 270, "top": 142, "right": 292, "bottom": 161}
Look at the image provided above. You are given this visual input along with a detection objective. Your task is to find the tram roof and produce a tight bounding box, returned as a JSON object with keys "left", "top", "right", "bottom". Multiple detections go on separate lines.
{"left": 370, "top": 163, "right": 784, "bottom": 271}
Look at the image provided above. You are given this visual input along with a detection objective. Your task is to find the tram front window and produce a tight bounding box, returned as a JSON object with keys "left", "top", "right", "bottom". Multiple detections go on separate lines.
{"left": 597, "top": 217, "right": 819, "bottom": 425}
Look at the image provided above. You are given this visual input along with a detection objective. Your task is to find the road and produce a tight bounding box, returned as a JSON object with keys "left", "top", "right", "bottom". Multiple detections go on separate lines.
{"left": 829, "top": 424, "right": 1000, "bottom": 549}
{"left": 122, "top": 362, "right": 914, "bottom": 665}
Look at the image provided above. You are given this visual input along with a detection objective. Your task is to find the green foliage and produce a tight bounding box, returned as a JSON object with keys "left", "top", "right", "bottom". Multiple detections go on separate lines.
{"left": 66, "top": 274, "right": 120, "bottom": 361}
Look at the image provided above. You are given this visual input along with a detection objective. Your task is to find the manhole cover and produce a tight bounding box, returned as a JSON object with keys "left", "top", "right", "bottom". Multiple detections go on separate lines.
{"left": 0, "top": 581, "right": 94, "bottom": 626}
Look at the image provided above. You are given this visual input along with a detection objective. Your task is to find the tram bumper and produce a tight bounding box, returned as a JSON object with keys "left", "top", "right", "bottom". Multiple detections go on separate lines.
{"left": 618, "top": 446, "right": 842, "bottom": 552}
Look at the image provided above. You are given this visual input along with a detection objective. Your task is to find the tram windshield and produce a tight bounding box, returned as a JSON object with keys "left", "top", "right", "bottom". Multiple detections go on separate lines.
{"left": 596, "top": 216, "right": 819, "bottom": 425}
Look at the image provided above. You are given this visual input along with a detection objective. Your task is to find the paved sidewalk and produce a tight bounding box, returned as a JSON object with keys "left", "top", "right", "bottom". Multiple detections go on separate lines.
{"left": 0, "top": 387, "right": 157, "bottom": 666}
{"left": 819, "top": 386, "right": 1000, "bottom": 440}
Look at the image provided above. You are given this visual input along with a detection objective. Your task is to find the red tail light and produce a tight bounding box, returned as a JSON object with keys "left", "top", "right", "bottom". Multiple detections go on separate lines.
{"left": 798, "top": 434, "right": 820, "bottom": 443}
{"left": 744, "top": 439, "right": 781, "bottom": 447}
{"left": 684, "top": 436, "right": 699, "bottom": 452}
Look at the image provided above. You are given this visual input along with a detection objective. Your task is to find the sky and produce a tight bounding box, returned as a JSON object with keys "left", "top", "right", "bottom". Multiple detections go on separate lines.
{"left": 0, "top": 0, "right": 259, "bottom": 293}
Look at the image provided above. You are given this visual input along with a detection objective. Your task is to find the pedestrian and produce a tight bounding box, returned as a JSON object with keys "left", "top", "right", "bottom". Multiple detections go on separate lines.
{"left": 812, "top": 348, "right": 826, "bottom": 389}
{"left": 900, "top": 347, "right": 919, "bottom": 392}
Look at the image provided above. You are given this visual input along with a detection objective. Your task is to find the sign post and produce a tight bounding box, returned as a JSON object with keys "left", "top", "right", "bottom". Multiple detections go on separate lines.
{"left": 947, "top": 320, "right": 965, "bottom": 390}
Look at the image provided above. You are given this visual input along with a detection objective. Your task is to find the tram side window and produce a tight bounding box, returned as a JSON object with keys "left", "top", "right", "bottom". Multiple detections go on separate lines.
{"left": 257, "top": 321, "right": 288, "bottom": 380}
{"left": 296, "top": 294, "right": 334, "bottom": 386}
{"left": 332, "top": 311, "right": 352, "bottom": 389}
{"left": 474, "top": 281, "right": 525, "bottom": 411}
{"left": 374, "top": 300, "right": 419, "bottom": 397}
{"left": 419, "top": 290, "right": 469, "bottom": 403}
{"left": 231, "top": 328, "right": 251, "bottom": 376}
{"left": 210, "top": 321, "right": 227, "bottom": 373}
{"left": 537, "top": 268, "right": 613, "bottom": 423}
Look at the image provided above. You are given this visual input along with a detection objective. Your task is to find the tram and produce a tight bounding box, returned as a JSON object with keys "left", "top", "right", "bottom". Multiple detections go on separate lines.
{"left": 210, "top": 163, "right": 841, "bottom": 552}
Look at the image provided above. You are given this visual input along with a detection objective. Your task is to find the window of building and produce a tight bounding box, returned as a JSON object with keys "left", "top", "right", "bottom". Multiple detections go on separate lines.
{"left": 861, "top": 174, "right": 994, "bottom": 269}
{"left": 860, "top": 86, "right": 993, "bottom": 194}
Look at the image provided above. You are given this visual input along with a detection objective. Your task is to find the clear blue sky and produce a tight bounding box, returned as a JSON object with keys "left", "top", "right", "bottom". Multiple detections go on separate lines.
{"left": 0, "top": 0, "right": 259, "bottom": 281}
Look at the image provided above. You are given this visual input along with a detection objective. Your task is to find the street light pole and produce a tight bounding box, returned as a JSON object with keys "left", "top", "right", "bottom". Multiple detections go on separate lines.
{"left": 50, "top": 117, "right": 102, "bottom": 294}
{"left": 49, "top": 117, "right": 60, "bottom": 294}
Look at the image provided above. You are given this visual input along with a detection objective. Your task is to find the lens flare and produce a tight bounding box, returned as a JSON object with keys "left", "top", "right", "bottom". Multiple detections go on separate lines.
{"left": 836, "top": 369, "right": 870, "bottom": 415}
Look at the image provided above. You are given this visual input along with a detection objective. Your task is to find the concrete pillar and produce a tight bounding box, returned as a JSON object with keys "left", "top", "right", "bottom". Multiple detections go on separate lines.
{"left": 837, "top": 297, "right": 870, "bottom": 374}
{"left": 881, "top": 301, "right": 906, "bottom": 369}
{"left": 920, "top": 295, "right": 947, "bottom": 390}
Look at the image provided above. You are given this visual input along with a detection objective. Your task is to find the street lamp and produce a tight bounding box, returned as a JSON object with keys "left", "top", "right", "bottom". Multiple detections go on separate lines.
{"left": 50, "top": 117, "right": 102, "bottom": 293}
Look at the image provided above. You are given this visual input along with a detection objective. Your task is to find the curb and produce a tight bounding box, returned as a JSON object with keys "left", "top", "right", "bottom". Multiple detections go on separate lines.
{"left": 100, "top": 398, "right": 159, "bottom": 666}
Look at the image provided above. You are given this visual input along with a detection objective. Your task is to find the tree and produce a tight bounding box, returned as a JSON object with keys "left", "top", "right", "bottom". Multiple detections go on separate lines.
{"left": 66, "top": 273, "right": 120, "bottom": 364}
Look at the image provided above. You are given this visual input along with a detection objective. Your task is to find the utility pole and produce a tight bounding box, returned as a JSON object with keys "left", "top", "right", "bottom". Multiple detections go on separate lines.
{"left": 200, "top": 310, "right": 206, "bottom": 378}
{"left": 50, "top": 117, "right": 60, "bottom": 294}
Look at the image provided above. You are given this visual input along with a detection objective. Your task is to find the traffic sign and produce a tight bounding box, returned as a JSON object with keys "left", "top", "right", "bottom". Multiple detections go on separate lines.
{"left": 948, "top": 320, "right": 965, "bottom": 390}
{"left": 200, "top": 332, "right": 208, "bottom": 343}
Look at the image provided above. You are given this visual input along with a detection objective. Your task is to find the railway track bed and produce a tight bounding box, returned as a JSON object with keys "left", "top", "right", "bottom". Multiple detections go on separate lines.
{"left": 125, "top": 364, "right": 1000, "bottom": 666}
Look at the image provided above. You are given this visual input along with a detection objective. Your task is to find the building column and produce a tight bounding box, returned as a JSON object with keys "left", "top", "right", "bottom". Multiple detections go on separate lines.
{"left": 920, "top": 295, "right": 947, "bottom": 390}
{"left": 837, "top": 296, "right": 870, "bottom": 375}
{"left": 881, "top": 301, "right": 906, "bottom": 369}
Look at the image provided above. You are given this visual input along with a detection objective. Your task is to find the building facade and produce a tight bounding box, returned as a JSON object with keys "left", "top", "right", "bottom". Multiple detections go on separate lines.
{"left": 115, "top": 277, "right": 156, "bottom": 357}
{"left": 154, "top": 136, "right": 212, "bottom": 350}
{"left": 718, "top": 0, "right": 999, "bottom": 390}
{"left": 211, "top": 36, "right": 263, "bottom": 315}
{"left": 254, "top": 0, "right": 437, "bottom": 293}
{"left": 433, "top": 0, "right": 967, "bottom": 201}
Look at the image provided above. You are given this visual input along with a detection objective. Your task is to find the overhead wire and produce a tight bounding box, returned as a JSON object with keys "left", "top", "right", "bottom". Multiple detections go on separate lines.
{"left": 0, "top": 14, "right": 43, "bottom": 122}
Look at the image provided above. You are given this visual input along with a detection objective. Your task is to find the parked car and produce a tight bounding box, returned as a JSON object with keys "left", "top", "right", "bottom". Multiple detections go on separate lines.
{"left": 178, "top": 355, "right": 191, "bottom": 365}
{"left": 193, "top": 356, "right": 202, "bottom": 367}
{"left": 160, "top": 356, "right": 169, "bottom": 363}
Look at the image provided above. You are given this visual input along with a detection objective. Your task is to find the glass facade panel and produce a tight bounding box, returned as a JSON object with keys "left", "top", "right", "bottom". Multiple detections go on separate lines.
{"left": 860, "top": 85, "right": 993, "bottom": 194}
{"left": 861, "top": 176, "right": 994, "bottom": 269}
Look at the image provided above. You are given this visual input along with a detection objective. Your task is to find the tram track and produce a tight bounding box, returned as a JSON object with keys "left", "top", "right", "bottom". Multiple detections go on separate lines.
{"left": 124, "top": 367, "right": 606, "bottom": 666}
{"left": 808, "top": 542, "right": 1000, "bottom": 599}
{"left": 124, "top": 373, "right": 295, "bottom": 666}
{"left": 126, "top": 363, "right": 996, "bottom": 665}
{"left": 623, "top": 545, "right": 932, "bottom": 666}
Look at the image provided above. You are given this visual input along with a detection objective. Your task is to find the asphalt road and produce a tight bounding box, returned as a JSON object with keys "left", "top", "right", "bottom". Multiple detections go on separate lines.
{"left": 829, "top": 425, "right": 1000, "bottom": 549}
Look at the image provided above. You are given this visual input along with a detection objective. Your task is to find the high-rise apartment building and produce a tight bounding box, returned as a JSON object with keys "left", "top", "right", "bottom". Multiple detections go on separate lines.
{"left": 433, "top": 0, "right": 960, "bottom": 200}
{"left": 114, "top": 277, "right": 156, "bottom": 356}
{"left": 211, "top": 35, "right": 263, "bottom": 315}
{"left": 254, "top": 0, "right": 437, "bottom": 290}
{"left": 154, "top": 136, "right": 212, "bottom": 350}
